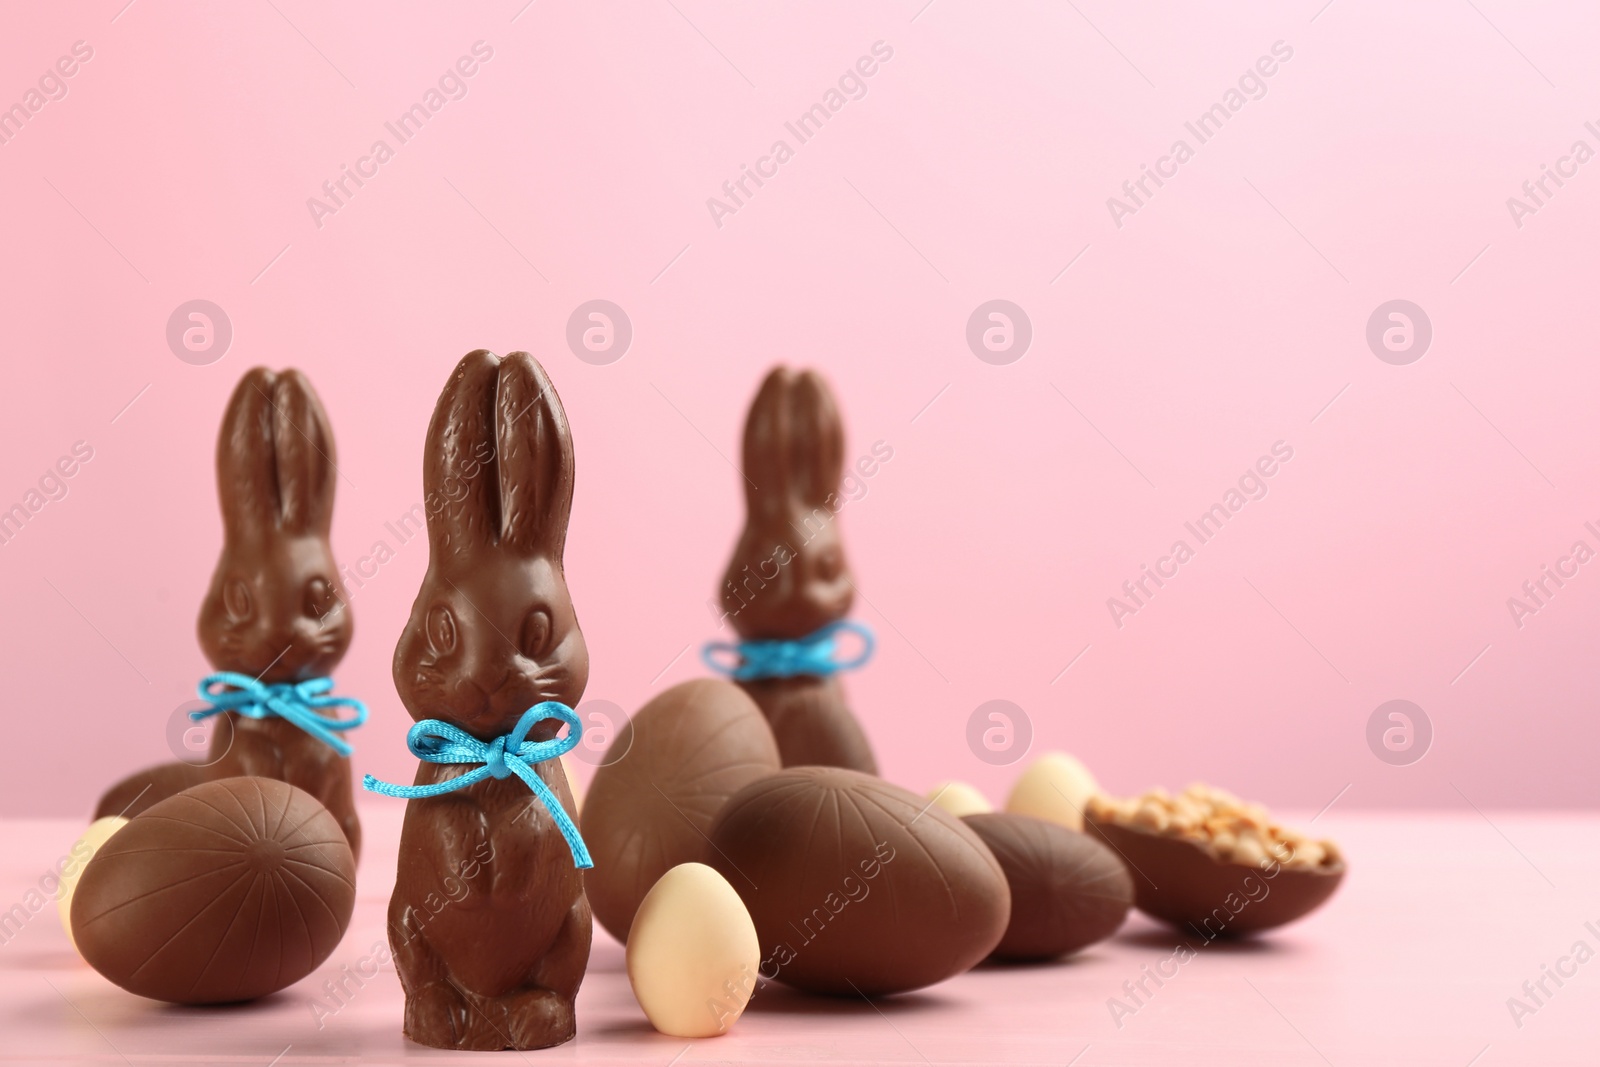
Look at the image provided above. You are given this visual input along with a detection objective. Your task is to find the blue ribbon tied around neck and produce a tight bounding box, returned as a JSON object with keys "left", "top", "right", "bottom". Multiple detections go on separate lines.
{"left": 701, "top": 619, "right": 875, "bottom": 681}
{"left": 361, "top": 701, "right": 592, "bottom": 870}
{"left": 192, "top": 672, "right": 368, "bottom": 757}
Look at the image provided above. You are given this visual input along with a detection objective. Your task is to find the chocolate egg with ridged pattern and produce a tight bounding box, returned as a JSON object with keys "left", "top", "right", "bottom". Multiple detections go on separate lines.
{"left": 708, "top": 767, "right": 1010, "bottom": 995}
{"left": 961, "top": 812, "right": 1132, "bottom": 961}
{"left": 71, "top": 776, "right": 356, "bottom": 1004}
{"left": 581, "top": 679, "right": 781, "bottom": 942}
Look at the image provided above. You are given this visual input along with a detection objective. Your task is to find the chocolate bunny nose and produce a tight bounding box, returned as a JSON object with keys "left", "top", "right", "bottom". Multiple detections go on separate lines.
{"left": 450, "top": 668, "right": 521, "bottom": 720}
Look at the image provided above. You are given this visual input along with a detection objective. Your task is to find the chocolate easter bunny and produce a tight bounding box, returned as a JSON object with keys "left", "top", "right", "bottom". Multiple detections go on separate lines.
{"left": 712, "top": 366, "right": 878, "bottom": 773}
{"left": 197, "top": 368, "right": 361, "bottom": 855}
{"left": 381, "top": 351, "right": 591, "bottom": 1051}
{"left": 95, "top": 369, "right": 362, "bottom": 855}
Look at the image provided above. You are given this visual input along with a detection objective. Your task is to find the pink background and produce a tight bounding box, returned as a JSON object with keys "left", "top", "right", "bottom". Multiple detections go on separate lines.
{"left": 2, "top": 0, "right": 1597, "bottom": 816}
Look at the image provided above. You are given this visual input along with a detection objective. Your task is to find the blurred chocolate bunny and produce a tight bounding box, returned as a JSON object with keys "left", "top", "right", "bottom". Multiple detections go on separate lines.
{"left": 196, "top": 367, "right": 360, "bottom": 855}
{"left": 711, "top": 366, "right": 877, "bottom": 773}
{"left": 97, "top": 369, "right": 362, "bottom": 855}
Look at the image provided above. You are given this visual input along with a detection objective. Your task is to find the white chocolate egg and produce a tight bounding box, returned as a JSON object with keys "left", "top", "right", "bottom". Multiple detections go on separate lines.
{"left": 56, "top": 816, "right": 129, "bottom": 953}
{"left": 626, "top": 862, "right": 760, "bottom": 1038}
{"left": 1006, "top": 752, "right": 1099, "bottom": 831}
{"left": 926, "top": 781, "right": 992, "bottom": 817}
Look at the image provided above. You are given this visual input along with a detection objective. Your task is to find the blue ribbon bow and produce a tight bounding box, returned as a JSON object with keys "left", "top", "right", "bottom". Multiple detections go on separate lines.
{"left": 192, "top": 672, "right": 368, "bottom": 757}
{"left": 702, "top": 619, "right": 875, "bottom": 681}
{"left": 361, "top": 702, "right": 591, "bottom": 870}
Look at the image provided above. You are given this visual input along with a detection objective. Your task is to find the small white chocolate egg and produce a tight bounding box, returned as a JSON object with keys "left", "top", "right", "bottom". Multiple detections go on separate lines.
{"left": 626, "top": 862, "right": 760, "bottom": 1038}
{"left": 1006, "top": 752, "right": 1100, "bottom": 831}
{"left": 56, "top": 816, "right": 129, "bottom": 952}
{"left": 926, "top": 781, "right": 992, "bottom": 818}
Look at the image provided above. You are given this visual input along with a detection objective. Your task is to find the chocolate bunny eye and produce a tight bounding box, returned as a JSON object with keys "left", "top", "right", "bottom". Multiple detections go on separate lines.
{"left": 427, "top": 605, "right": 458, "bottom": 655}
{"left": 813, "top": 544, "right": 843, "bottom": 581}
{"left": 520, "top": 608, "right": 553, "bottom": 660}
{"left": 223, "top": 579, "right": 253, "bottom": 622}
{"left": 304, "top": 577, "right": 337, "bottom": 620}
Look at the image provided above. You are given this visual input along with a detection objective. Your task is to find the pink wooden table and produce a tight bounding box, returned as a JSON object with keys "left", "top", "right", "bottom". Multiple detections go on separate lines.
{"left": 2, "top": 808, "right": 1595, "bottom": 1065}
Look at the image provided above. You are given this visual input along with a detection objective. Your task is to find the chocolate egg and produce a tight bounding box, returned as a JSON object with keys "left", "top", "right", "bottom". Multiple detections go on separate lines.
{"left": 961, "top": 813, "right": 1132, "bottom": 961}
{"left": 1086, "top": 818, "right": 1343, "bottom": 935}
{"left": 581, "top": 679, "right": 781, "bottom": 942}
{"left": 56, "top": 816, "right": 129, "bottom": 953}
{"left": 1085, "top": 785, "right": 1345, "bottom": 935}
{"left": 627, "top": 863, "right": 760, "bottom": 1037}
{"left": 708, "top": 767, "right": 1010, "bottom": 996}
{"left": 926, "top": 781, "right": 992, "bottom": 817}
{"left": 72, "top": 776, "right": 356, "bottom": 1003}
{"left": 1006, "top": 752, "right": 1099, "bottom": 831}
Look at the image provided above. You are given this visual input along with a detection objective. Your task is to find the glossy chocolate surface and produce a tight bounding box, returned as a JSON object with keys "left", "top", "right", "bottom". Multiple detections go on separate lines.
{"left": 962, "top": 813, "right": 1133, "bottom": 962}
{"left": 72, "top": 776, "right": 355, "bottom": 1004}
{"left": 581, "top": 679, "right": 781, "bottom": 943}
{"left": 1086, "top": 815, "right": 1345, "bottom": 936}
{"left": 716, "top": 367, "right": 876, "bottom": 773}
{"left": 387, "top": 351, "right": 591, "bottom": 1051}
{"left": 708, "top": 767, "right": 1009, "bottom": 996}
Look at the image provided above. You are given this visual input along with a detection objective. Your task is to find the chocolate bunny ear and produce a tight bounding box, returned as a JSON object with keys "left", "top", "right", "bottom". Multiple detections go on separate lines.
{"left": 217, "top": 368, "right": 279, "bottom": 538}
{"left": 423, "top": 351, "right": 576, "bottom": 565}
{"left": 742, "top": 367, "right": 793, "bottom": 519}
{"left": 272, "top": 369, "right": 337, "bottom": 535}
{"left": 216, "top": 367, "right": 337, "bottom": 538}
{"left": 787, "top": 369, "right": 844, "bottom": 506}
{"left": 424, "top": 351, "right": 501, "bottom": 565}
{"left": 741, "top": 366, "right": 843, "bottom": 516}
{"left": 495, "top": 352, "right": 575, "bottom": 561}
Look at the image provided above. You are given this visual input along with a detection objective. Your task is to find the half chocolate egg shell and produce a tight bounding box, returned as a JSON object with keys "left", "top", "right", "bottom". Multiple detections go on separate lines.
{"left": 1085, "top": 814, "right": 1344, "bottom": 936}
